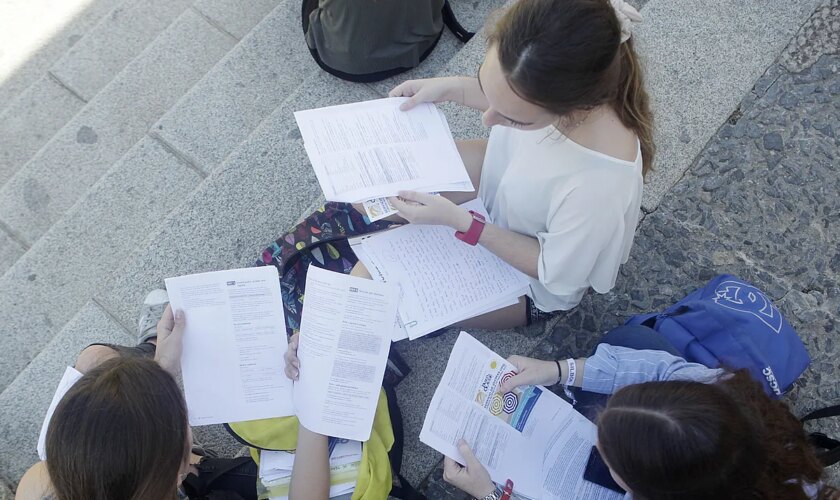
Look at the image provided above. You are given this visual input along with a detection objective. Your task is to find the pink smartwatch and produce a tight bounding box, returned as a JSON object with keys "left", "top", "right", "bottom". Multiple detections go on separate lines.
{"left": 455, "top": 210, "right": 486, "bottom": 246}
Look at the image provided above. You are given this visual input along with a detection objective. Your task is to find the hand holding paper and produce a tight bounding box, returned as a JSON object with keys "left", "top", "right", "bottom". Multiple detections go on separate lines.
{"left": 295, "top": 98, "right": 473, "bottom": 202}
{"left": 442, "top": 439, "right": 496, "bottom": 499}
{"left": 389, "top": 191, "right": 472, "bottom": 230}
{"left": 153, "top": 304, "right": 185, "bottom": 377}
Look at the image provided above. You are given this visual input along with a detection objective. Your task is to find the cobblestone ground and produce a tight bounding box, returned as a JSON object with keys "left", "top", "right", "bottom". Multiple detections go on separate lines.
{"left": 422, "top": 2, "right": 839, "bottom": 496}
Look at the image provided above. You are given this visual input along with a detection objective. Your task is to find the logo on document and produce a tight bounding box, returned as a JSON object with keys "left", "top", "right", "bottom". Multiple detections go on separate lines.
{"left": 226, "top": 281, "right": 236, "bottom": 286}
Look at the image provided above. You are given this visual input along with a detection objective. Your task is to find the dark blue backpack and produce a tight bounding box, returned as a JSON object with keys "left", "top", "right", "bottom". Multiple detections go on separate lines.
{"left": 625, "top": 274, "right": 810, "bottom": 398}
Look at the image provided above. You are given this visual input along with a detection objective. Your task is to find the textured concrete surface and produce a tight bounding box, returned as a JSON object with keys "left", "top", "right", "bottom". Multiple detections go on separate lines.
{"left": 0, "top": 480, "right": 11, "bottom": 500}
{"left": 0, "top": 136, "right": 202, "bottom": 392}
{"left": 636, "top": 0, "right": 822, "bottom": 212}
{"left": 97, "top": 74, "right": 381, "bottom": 327}
{"left": 780, "top": 0, "right": 840, "bottom": 73}
{"left": 0, "top": 75, "right": 85, "bottom": 187}
{"left": 194, "top": 0, "right": 282, "bottom": 39}
{"left": 0, "top": 229, "right": 25, "bottom": 276}
{"left": 50, "top": 0, "right": 191, "bottom": 101}
{"left": 0, "top": 0, "right": 121, "bottom": 108}
{"left": 155, "top": 0, "right": 319, "bottom": 173}
{"left": 0, "top": 301, "right": 133, "bottom": 484}
{"left": 0, "top": 9, "right": 234, "bottom": 245}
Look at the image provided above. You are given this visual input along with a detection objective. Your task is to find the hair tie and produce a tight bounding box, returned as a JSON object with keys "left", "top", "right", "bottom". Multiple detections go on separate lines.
{"left": 610, "top": 0, "right": 643, "bottom": 43}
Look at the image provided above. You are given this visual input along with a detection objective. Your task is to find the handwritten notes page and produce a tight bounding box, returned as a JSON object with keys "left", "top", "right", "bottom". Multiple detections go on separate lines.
{"left": 166, "top": 266, "right": 294, "bottom": 425}
{"left": 351, "top": 198, "right": 529, "bottom": 339}
{"left": 295, "top": 98, "right": 473, "bottom": 202}
{"left": 420, "top": 333, "right": 624, "bottom": 500}
{"left": 294, "top": 266, "right": 399, "bottom": 441}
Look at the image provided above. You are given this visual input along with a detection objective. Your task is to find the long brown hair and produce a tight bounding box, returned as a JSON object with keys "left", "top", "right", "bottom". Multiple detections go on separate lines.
{"left": 46, "top": 357, "right": 189, "bottom": 500}
{"left": 597, "top": 371, "right": 831, "bottom": 499}
{"left": 487, "top": 0, "right": 655, "bottom": 175}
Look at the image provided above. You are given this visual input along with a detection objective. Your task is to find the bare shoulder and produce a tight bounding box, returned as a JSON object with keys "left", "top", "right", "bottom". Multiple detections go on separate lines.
{"left": 571, "top": 108, "right": 639, "bottom": 163}
{"left": 15, "top": 461, "right": 55, "bottom": 500}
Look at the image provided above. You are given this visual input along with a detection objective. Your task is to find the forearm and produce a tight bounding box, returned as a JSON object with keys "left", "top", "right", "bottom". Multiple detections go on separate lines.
{"left": 454, "top": 76, "right": 489, "bottom": 112}
{"left": 289, "top": 425, "right": 330, "bottom": 500}
{"left": 473, "top": 222, "right": 540, "bottom": 279}
{"left": 557, "top": 358, "right": 588, "bottom": 387}
{"left": 580, "top": 344, "right": 724, "bottom": 395}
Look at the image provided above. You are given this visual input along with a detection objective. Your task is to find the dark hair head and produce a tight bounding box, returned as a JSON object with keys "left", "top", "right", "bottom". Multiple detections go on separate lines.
{"left": 46, "top": 357, "right": 189, "bottom": 500}
{"left": 487, "top": 0, "right": 655, "bottom": 175}
{"left": 597, "top": 371, "right": 828, "bottom": 500}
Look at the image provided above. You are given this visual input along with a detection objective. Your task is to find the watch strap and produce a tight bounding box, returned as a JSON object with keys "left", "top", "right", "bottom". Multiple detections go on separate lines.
{"left": 455, "top": 210, "right": 486, "bottom": 246}
{"left": 475, "top": 485, "right": 503, "bottom": 500}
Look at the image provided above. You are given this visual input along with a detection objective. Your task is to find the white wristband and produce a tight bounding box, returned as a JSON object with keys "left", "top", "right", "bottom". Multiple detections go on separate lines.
{"left": 565, "top": 358, "right": 576, "bottom": 387}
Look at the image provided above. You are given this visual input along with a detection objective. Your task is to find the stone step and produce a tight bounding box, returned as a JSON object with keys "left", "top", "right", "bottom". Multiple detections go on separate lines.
{"left": 0, "top": 301, "right": 134, "bottom": 484}
{"left": 0, "top": 229, "right": 25, "bottom": 276}
{"left": 0, "top": 0, "right": 191, "bottom": 189}
{"left": 0, "top": 0, "right": 362, "bottom": 390}
{"left": 634, "top": 0, "right": 822, "bottom": 211}
{"left": 152, "top": 0, "right": 316, "bottom": 174}
{"left": 0, "top": 9, "right": 236, "bottom": 247}
{"left": 0, "top": 76, "right": 86, "bottom": 188}
{"left": 193, "top": 0, "right": 284, "bottom": 39}
{"left": 0, "top": 0, "right": 123, "bottom": 107}
{"left": 96, "top": 73, "right": 382, "bottom": 328}
{"left": 0, "top": 136, "right": 202, "bottom": 392}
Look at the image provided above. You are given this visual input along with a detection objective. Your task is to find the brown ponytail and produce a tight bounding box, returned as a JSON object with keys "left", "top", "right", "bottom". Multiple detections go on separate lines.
{"left": 615, "top": 39, "right": 655, "bottom": 176}
{"left": 488, "top": 0, "right": 655, "bottom": 175}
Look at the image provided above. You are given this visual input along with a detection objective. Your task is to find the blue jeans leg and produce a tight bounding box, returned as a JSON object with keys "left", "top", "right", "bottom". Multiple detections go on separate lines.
{"left": 573, "top": 325, "right": 678, "bottom": 421}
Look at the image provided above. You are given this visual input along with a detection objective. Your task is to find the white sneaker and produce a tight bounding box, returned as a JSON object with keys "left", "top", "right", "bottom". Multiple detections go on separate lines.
{"left": 137, "top": 289, "right": 169, "bottom": 343}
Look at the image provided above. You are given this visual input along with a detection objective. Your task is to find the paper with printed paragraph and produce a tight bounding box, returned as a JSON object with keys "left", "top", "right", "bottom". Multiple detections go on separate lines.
{"left": 419, "top": 332, "right": 624, "bottom": 500}
{"left": 293, "top": 266, "right": 399, "bottom": 441}
{"left": 165, "top": 266, "right": 294, "bottom": 425}
{"left": 295, "top": 97, "right": 473, "bottom": 202}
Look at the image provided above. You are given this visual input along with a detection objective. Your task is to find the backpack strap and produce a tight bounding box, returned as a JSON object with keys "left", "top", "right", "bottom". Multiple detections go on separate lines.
{"left": 801, "top": 405, "right": 840, "bottom": 467}
{"left": 181, "top": 457, "right": 257, "bottom": 500}
{"left": 442, "top": 0, "right": 475, "bottom": 43}
{"left": 383, "top": 383, "right": 426, "bottom": 499}
{"left": 801, "top": 405, "right": 840, "bottom": 421}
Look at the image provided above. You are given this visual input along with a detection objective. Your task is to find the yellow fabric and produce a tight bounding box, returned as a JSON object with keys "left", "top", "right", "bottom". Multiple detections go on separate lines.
{"left": 228, "top": 390, "right": 394, "bottom": 500}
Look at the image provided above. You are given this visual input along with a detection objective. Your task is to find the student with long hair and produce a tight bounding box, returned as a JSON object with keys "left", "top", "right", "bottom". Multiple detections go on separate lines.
{"left": 441, "top": 326, "right": 840, "bottom": 500}
{"left": 14, "top": 297, "right": 331, "bottom": 500}
{"left": 351, "top": 0, "right": 654, "bottom": 329}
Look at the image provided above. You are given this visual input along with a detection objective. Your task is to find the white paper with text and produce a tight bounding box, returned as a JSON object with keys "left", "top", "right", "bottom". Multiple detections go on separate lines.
{"left": 351, "top": 199, "right": 530, "bottom": 339}
{"left": 295, "top": 98, "right": 473, "bottom": 202}
{"left": 166, "top": 266, "right": 293, "bottom": 425}
{"left": 420, "top": 332, "right": 623, "bottom": 500}
{"left": 294, "top": 266, "right": 399, "bottom": 441}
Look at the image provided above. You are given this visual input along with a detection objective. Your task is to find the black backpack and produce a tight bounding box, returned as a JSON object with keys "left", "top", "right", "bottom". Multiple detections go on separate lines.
{"left": 301, "top": 0, "right": 474, "bottom": 83}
